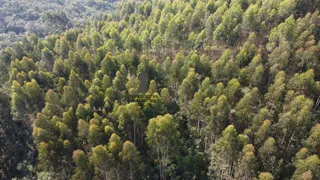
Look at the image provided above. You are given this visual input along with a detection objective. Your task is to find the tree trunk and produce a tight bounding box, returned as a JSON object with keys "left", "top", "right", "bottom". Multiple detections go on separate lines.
{"left": 197, "top": 118, "right": 200, "bottom": 132}
{"left": 286, "top": 131, "right": 295, "bottom": 150}
{"left": 129, "top": 162, "right": 133, "bottom": 180}
{"left": 133, "top": 123, "right": 136, "bottom": 145}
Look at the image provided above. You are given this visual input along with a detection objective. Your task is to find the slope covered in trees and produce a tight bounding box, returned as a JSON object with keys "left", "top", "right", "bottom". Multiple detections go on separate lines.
{"left": 1, "top": 0, "right": 320, "bottom": 179}
{"left": 0, "top": 0, "right": 117, "bottom": 48}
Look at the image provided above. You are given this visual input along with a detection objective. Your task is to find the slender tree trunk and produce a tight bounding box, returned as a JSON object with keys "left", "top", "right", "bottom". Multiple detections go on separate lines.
{"left": 133, "top": 123, "right": 136, "bottom": 144}
{"left": 117, "top": 164, "right": 121, "bottom": 180}
{"left": 197, "top": 118, "right": 200, "bottom": 132}
{"left": 102, "top": 169, "right": 107, "bottom": 180}
{"left": 158, "top": 149, "right": 162, "bottom": 180}
{"left": 141, "top": 128, "right": 144, "bottom": 146}
{"left": 281, "top": 131, "right": 286, "bottom": 146}
{"left": 130, "top": 162, "right": 133, "bottom": 180}
{"left": 286, "top": 131, "right": 295, "bottom": 150}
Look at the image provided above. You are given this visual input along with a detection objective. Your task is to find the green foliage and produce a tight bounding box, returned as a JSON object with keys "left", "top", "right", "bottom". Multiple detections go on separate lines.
{"left": 258, "top": 137, "right": 281, "bottom": 178}
{"left": 305, "top": 124, "right": 320, "bottom": 154}
{"left": 1, "top": 0, "right": 320, "bottom": 179}
{"left": 72, "top": 150, "right": 92, "bottom": 180}
{"left": 208, "top": 125, "right": 240, "bottom": 179}
{"left": 278, "top": 95, "right": 313, "bottom": 145}
{"left": 212, "top": 49, "right": 239, "bottom": 83}
{"left": 235, "top": 87, "right": 260, "bottom": 131}
{"left": 293, "top": 155, "right": 320, "bottom": 180}
{"left": 120, "top": 140, "right": 140, "bottom": 179}
{"left": 255, "top": 120, "right": 271, "bottom": 145}
{"left": 208, "top": 95, "right": 230, "bottom": 138}
{"left": 146, "top": 114, "right": 180, "bottom": 179}
{"left": 178, "top": 68, "right": 199, "bottom": 110}
{"left": 259, "top": 172, "right": 274, "bottom": 180}
{"left": 213, "top": 4, "right": 243, "bottom": 45}
{"left": 235, "top": 144, "right": 258, "bottom": 179}
{"left": 116, "top": 102, "right": 144, "bottom": 145}
{"left": 264, "top": 71, "right": 286, "bottom": 115}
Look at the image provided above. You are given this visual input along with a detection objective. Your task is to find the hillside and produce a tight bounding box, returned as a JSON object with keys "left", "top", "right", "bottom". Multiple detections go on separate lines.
{"left": 1, "top": 0, "right": 320, "bottom": 179}
{"left": 0, "top": 0, "right": 116, "bottom": 48}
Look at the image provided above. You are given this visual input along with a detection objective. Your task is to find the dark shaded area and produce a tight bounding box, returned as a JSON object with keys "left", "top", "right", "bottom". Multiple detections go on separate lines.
{"left": 0, "top": 91, "right": 36, "bottom": 180}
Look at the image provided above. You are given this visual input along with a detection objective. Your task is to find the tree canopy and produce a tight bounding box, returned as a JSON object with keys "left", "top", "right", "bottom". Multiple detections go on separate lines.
{"left": 1, "top": 0, "right": 320, "bottom": 179}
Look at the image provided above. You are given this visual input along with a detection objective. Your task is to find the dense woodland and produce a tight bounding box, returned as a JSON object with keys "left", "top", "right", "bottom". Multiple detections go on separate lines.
{"left": 1, "top": 0, "right": 320, "bottom": 179}
{"left": 0, "top": 0, "right": 116, "bottom": 48}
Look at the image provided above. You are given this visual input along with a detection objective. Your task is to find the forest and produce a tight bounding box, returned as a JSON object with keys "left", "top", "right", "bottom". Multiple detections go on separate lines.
{"left": 0, "top": 0, "right": 116, "bottom": 48}
{"left": 1, "top": 0, "right": 320, "bottom": 179}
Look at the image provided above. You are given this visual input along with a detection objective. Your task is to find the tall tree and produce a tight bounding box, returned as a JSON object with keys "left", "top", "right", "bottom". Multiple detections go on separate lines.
{"left": 146, "top": 114, "right": 180, "bottom": 179}
{"left": 208, "top": 125, "right": 240, "bottom": 179}
{"left": 120, "top": 141, "right": 140, "bottom": 180}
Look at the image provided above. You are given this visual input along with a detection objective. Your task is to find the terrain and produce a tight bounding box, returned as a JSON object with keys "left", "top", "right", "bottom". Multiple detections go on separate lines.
{"left": 1, "top": 0, "right": 320, "bottom": 179}
{"left": 0, "top": 0, "right": 116, "bottom": 48}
